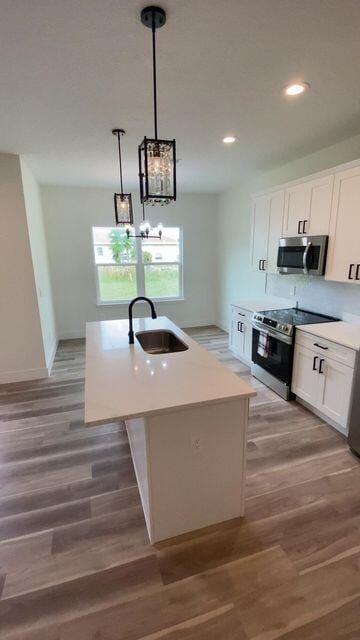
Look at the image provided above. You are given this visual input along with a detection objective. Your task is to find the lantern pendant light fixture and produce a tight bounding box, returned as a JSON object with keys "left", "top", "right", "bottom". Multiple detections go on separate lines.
{"left": 112, "top": 128, "right": 134, "bottom": 226}
{"left": 138, "top": 6, "right": 176, "bottom": 206}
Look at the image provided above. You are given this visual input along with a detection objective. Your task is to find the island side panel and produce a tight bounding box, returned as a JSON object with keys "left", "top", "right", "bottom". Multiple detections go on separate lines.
{"left": 125, "top": 417, "right": 152, "bottom": 540}
{"left": 147, "top": 398, "right": 249, "bottom": 543}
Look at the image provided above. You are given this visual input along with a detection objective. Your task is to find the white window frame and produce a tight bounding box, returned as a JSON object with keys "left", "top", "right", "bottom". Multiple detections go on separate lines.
{"left": 92, "top": 226, "right": 184, "bottom": 305}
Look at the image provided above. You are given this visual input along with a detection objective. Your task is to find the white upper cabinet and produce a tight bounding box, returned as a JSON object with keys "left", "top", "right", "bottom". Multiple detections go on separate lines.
{"left": 283, "top": 175, "right": 333, "bottom": 237}
{"left": 250, "top": 159, "right": 360, "bottom": 282}
{"left": 283, "top": 182, "right": 310, "bottom": 237}
{"left": 250, "top": 194, "right": 269, "bottom": 272}
{"left": 267, "top": 190, "right": 285, "bottom": 272}
{"left": 308, "top": 175, "right": 334, "bottom": 235}
{"left": 325, "top": 166, "right": 360, "bottom": 284}
{"left": 250, "top": 190, "right": 284, "bottom": 274}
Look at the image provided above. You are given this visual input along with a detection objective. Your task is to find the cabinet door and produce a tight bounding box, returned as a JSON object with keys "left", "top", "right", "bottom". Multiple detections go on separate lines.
{"left": 283, "top": 183, "right": 311, "bottom": 237}
{"left": 325, "top": 167, "right": 360, "bottom": 284}
{"left": 229, "top": 318, "right": 238, "bottom": 354}
{"left": 266, "top": 190, "right": 285, "bottom": 273}
{"left": 318, "top": 357, "right": 354, "bottom": 431}
{"left": 307, "top": 175, "right": 333, "bottom": 235}
{"left": 250, "top": 195, "right": 269, "bottom": 272}
{"left": 229, "top": 319, "right": 244, "bottom": 356}
{"left": 292, "top": 344, "right": 320, "bottom": 404}
{"left": 243, "top": 321, "right": 253, "bottom": 364}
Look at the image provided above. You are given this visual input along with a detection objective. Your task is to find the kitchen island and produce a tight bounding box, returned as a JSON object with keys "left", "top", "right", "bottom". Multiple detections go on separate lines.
{"left": 85, "top": 317, "right": 256, "bottom": 543}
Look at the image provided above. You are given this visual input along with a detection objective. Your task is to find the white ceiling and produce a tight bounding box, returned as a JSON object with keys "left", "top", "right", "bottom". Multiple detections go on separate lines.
{"left": 1, "top": 0, "right": 360, "bottom": 192}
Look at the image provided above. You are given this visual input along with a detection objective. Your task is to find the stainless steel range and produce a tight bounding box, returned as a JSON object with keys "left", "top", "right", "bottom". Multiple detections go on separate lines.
{"left": 251, "top": 308, "right": 338, "bottom": 400}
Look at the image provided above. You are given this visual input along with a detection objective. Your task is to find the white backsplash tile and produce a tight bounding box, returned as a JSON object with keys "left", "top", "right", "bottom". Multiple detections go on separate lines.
{"left": 342, "top": 312, "right": 360, "bottom": 324}
{"left": 266, "top": 274, "right": 360, "bottom": 319}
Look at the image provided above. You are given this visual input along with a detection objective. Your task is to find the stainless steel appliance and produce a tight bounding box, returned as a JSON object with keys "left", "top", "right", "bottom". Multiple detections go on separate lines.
{"left": 277, "top": 235, "right": 328, "bottom": 276}
{"left": 251, "top": 308, "right": 338, "bottom": 400}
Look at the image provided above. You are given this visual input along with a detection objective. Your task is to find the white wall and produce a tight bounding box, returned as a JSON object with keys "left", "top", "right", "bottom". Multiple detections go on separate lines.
{"left": 42, "top": 186, "right": 218, "bottom": 339}
{"left": 21, "top": 159, "right": 57, "bottom": 369}
{"left": 0, "top": 154, "right": 47, "bottom": 382}
{"left": 216, "top": 133, "right": 360, "bottom": 330}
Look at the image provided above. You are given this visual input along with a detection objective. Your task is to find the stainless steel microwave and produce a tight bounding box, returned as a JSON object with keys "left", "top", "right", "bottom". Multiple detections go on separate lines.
{"left": 277, "top": 235, "right": 328, "bottom": 276}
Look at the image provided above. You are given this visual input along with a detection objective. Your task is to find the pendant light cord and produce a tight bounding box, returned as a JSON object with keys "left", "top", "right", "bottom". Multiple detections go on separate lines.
{"left": 152, "top": 9, "right": 158, "bottom": 140}
{"left": 117, "top": 131, "right": 124, "bottom": 194}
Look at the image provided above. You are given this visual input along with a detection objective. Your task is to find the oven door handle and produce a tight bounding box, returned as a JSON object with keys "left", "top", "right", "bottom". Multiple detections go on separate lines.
{"left": 252, "top": 321, "right": 293, "bottom": 344}
{"left": 303, "top": 241, "right": 312, "bottom": 274}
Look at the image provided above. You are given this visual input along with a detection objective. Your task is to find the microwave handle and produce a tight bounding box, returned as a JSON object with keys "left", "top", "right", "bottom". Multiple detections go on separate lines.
{"left": 303, "top": 241, "right": 312, "bottom": 274}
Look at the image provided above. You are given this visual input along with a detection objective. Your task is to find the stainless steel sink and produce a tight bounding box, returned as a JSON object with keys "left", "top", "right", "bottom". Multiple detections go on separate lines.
{"left": 136, "top": 330, "right": 188, "bottom": 355}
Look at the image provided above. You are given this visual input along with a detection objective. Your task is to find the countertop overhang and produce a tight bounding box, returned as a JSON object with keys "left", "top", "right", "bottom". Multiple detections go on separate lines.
{"left": 85, "top": 317, "right": 256, "bottom": 425}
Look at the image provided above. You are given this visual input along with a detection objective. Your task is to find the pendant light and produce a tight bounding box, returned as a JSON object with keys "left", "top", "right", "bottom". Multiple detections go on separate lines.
{"left": 126, "top": 202, "right": 163, "bottom": 240}
{"left": 138, "top": 6, "right": 176, "bottom": 206}
{"left": 112, "top": 128, "right": 134, "bottom": 226}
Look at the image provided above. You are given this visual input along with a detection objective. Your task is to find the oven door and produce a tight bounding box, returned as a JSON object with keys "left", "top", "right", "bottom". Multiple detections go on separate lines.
{"left": 277, "top": 235, "right": 328, "bottom": 275}
{"left": 252, "top": 322, "right": 293, "bottom": 384}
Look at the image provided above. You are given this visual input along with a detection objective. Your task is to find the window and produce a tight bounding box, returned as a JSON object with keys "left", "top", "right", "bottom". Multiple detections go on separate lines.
{"left": 92, "top": 226, "right": 182, "bottom": 303}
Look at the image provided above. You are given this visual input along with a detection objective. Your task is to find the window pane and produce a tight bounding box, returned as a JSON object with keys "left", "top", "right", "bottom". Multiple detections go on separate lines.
{"left": 98, "top": 265, "right": 137, "bottom": 301}
{"left": 144, "top": 265, "right": 180, "bottom": 298}
{"left": 93, "top": 227, "right": 137, "bottom": 265}
{"left": 142, "top": 227, "right": 180, "bottom": 263}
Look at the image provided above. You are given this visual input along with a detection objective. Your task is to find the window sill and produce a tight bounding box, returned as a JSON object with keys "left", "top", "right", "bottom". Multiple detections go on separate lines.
{"left": 96, "top": 297, "right": 185, "bottom": 307}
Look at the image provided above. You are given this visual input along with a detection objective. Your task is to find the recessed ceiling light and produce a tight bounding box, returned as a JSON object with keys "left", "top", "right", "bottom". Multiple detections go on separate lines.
{"left": 284, "top": 81, "right": 310, "bottom": 97}
{"left": 223, "top": 135, "right": 237, "bottom": 144}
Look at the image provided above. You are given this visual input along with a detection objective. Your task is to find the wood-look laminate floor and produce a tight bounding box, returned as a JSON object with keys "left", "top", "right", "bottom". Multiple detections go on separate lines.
{"left": 0, "top": 326, "right": 359, "bottom": 639}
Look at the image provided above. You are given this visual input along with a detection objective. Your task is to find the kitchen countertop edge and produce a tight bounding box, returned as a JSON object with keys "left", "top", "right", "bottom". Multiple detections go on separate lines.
{"left": 296, "top": 321, "right": 360, "bottom": 352}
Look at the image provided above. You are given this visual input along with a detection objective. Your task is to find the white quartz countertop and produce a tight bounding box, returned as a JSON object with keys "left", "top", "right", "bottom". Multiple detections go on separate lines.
{"left": 231, "top": 298, "right": 295, "bottom": 313}
{"left": 297, "top": 321, "right": 360, "bottom": 351}
{"left": 85, "top": 316, "right": 256, "bottom": 425}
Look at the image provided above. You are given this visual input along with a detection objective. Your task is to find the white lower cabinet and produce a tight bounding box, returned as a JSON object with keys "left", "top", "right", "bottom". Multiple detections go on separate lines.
{"left": 291, "top": 344, "right": 320, "bottom": 405}
{"left": 292, "top": 334, "right": 356, "bottom": 435}
{"left": 229, "top": 306, "right": 253, "bottom": 365}
{"left": 318, "top": 357, "right": 354, "bottom": 428}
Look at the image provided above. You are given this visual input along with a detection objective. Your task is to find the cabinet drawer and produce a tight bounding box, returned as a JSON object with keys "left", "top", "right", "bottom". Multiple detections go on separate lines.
{"left": 231, "top": 306, "right": 253, "bottom": 322}
{"left": 295, "top": 330, "right": 356, "bottom": 369}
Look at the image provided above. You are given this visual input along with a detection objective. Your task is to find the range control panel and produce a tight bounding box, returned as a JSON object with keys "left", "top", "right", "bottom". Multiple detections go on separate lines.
{"left": 253, "top": 314, "right": 293, "bottom": 336}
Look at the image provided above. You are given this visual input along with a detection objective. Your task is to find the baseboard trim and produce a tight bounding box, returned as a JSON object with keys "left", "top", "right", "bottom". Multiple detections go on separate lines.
{"left": 46, "top": 340, "right": 58, "bottom": 374}
{"left": 58, "top": 331, "right": 86, "bottom": 340}
{"left": 216, "top": 320, "right": 228, "bottom": 332}
{"left": 296, "top": 397, "right": 348, "bottom": 437}
{"left": 0, "top": 367, "right": 49, "bottom": 385}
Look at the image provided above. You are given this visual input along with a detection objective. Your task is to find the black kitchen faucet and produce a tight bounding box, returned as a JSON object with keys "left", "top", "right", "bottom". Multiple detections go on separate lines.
{"left": 128, "top": 297, "right": 157, "bottom": 344}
